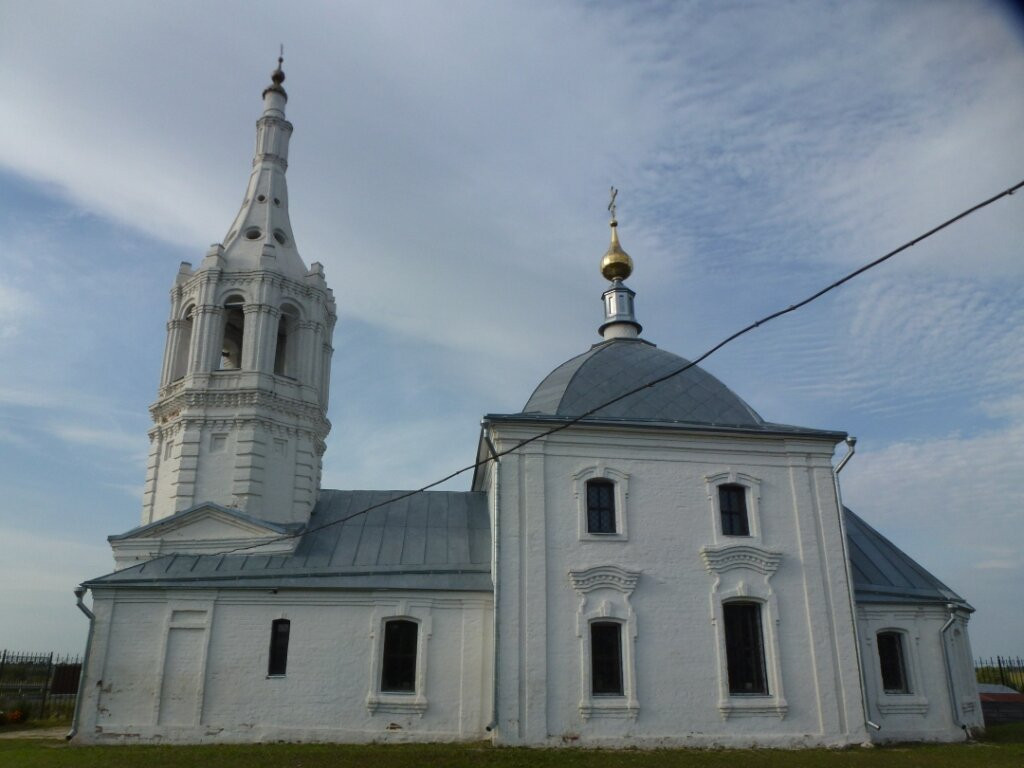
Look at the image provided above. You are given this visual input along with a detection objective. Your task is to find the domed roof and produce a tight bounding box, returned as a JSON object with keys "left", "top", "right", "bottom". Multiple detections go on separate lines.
{"left": 520, "top": 338, "right": 765, "bottom": 427}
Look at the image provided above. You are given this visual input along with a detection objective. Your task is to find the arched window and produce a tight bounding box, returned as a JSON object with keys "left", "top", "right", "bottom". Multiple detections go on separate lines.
{"left": 586, "top": 479, "right": 616, "bottom": 534}
{"left": 719, "top": 484, "right": 750, "bottom": 536}
{"left": 220, "top": 296, "right": 245, "bottom": 370}
{"left": 267, "top": 619, "right": 290, "bottom": 676}
{"left": 724, "top": 601, "right": 767, "bottom": 695}
{"left": 274, "top": 305, "right": 299, "bottom": 377}
{"left": 381, "top": 619, "right": 418, "bottom": 693}
{"left": 590, "top": 621, "right": 624, "bottom": 696}
{"left": 877, "top": 631, "right": 910, "bottom": 694}
{"left": 170, "top": 306, "right": 194, "bottom": 381}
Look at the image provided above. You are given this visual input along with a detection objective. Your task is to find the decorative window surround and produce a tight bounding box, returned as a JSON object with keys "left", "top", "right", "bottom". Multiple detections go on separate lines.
{"left": 868, "top": 628, "right": 929, "bottom": 716}
{"left": 700, "top": 544, "right": 782, "bottom": 578}
{"left": 876, "top": 697, "right": 929, "bottom": 716}
{"left": 568, "top": 565, "right": 641, "bottom": 720}
{"left": 700, "top": 543, "right": 787, "bottom": 720}
{"left": 704, "top": 471, "right": 762, "bottom": 545}
{"left": 573, "top": 466, "right": 630, "bottom": 542}
{"left": 365, "top": 602, "right": 432, "bottom": 716}
{"left": 569, "top": 565, "right": 640, "bottom": 594}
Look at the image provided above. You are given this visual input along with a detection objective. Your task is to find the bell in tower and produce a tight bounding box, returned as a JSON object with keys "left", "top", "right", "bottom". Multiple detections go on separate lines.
{"left": 142, "top": 57, "right": 336, "bottom": 527}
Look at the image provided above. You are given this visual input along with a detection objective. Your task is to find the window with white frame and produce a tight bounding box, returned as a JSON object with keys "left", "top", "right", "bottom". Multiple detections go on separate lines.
{"left": 568, "top": 565, "right": 640, "bottom": 720}
{"left": 380, "top": 619, "right": 418, "bottom": 693}
{"left": 267, "top": 618, "right": 290, "bottom": 677}
{"left": 704, "top": 471, "right": 761, "bottom": 544}
{"left": 724, "top": 602, "right": 767, "bottom": 695}
{"left": 366, "top": 607, "right": 431, "bottom": 715}
{"left": 574, "top": 467, "right": 629, "bottom": 541}
{"left": 590, "top": 621, "right": 625, "bottom": 695}
{"left": 700, "top": 545, "right": 787, "bottom": 718}
{"left": 586, "top": 479, "right": 617, "bottom": 534}
{"left": 859, "top": 613, "right": 928, "bottom": 715}
{"left": 718, "top": 484, "right": 750, "bottom": 537}
{"left": 877, "top": 630, "right": 910, "bottom": 694}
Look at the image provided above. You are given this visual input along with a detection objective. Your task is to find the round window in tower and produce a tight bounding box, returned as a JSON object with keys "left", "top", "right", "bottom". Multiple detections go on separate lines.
{"left": 257, "top": 194, "right": 267, "bottom": 203}
{"left": 273, "top": 229, "right": 288, "bottom": 245}
{"left": 245, "top": 227, "right": 262, "bottom": 240}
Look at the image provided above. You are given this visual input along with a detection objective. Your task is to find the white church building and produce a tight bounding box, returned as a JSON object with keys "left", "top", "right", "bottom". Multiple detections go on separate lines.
{"left": 71, "top": 61, "right": 982, "bottom": 747}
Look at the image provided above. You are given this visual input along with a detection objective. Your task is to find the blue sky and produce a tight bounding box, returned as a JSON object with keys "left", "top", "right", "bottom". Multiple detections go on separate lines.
{"left": 0, "top": 1, "right": 1022, "bottom": 658}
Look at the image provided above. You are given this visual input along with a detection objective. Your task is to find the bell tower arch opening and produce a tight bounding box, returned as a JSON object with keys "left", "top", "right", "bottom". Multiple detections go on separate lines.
{"left": 170, "top": 305, "right": 194, "bottom": 381}
{"left": 219, "top": 295, "right": 246, "bottom": 371}
{"left": 274, "top": 303, "right": 301, "bottom": 378}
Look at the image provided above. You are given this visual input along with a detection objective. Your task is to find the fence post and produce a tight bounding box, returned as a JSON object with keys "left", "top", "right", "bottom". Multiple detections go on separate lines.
{"left": 0, "top": 649, "right": 7, "bottom": 691}
{"left": 997, "top": 655, "right": 1006, "bottom": 687}
{"left": 38, "top": 652, "right": 53, "bottom": 719}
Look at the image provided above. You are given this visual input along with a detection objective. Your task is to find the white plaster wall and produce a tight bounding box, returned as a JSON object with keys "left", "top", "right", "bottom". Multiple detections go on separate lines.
{"left": 75, "top": 588, "right": 492, "bottom": 744}
{"left": 857, "top": 604, "right": 982, "bottom": 742}
{"left": 488, "top": 423, "right": 868, "bottom": 747}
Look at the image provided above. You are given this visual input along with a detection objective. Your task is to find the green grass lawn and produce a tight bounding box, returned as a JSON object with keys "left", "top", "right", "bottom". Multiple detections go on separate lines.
{"left": 1, "top": 724, "right": 1022, "bottom": 768}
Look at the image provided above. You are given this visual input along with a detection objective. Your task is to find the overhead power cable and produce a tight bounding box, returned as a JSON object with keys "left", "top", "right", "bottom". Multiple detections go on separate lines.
{"left": 210, "top": 177, "right": 1023, "bottom": 559}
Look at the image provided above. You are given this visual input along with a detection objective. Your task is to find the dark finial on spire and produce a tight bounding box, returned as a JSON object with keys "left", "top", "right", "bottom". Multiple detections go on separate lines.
{"left": 263, "top": 47, "right": 287, "bottom": 100}
{"left": 272, "top": 45, "right": 285, "bottom": 86}
{"left": 608, "top": 186, "right": 618, "bottom": 224}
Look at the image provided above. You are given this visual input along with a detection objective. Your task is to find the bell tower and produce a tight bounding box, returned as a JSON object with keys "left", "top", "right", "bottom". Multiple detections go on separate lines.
{"left": 142, "top": 57, "right": 336, "bottom": 526}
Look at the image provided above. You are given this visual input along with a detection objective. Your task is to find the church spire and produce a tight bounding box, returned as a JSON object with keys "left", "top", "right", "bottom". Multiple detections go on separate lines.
{"left": 598, "top": 188, "right": 642, "bottom": 339}
{"left": 216, "top": 51, "right": 306, "bottom": 279}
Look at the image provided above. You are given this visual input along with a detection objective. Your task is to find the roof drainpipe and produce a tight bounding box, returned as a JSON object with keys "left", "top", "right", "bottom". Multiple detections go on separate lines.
{"left": 66, "top": 585, "right": 95, "bottom": 741}
{"left": 940, "top": 604, "right": 966, "bottom": 737}
{"left": 832, "top": 437, "right": 881, "bottom": 736}
{"left": 484, "top": 427, "right": 500, "bottom": 737}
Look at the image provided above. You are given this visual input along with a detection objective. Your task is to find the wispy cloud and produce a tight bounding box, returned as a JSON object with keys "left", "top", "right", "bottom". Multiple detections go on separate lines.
{"left": 841, "top": 419, "right": 1024, "bottom": 656}
{"left": 0, "top": 283, "right": 35, "bottom": 342}
{"left": 46, "top": 423, "right": 147, "bottom": 458}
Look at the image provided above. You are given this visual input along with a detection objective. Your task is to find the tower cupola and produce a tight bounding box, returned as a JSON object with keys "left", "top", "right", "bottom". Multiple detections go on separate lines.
{"left": 598, "top": 188, "right": 642, "bottom": 339}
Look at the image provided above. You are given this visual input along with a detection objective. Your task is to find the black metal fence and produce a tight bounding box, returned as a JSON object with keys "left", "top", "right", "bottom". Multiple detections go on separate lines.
{"left": 976, "top": 655, "right": 1024, "bottom": 692}
{"left": 0, "top": 650, "right": 82, "bottom": 722}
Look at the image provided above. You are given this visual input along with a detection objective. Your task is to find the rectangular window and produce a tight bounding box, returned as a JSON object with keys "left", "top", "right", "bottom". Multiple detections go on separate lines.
{"left": 267, "top": 619, "right": 290, "bottom": 676}
{"left": 877, "top": 631, "right": 910, "bottom": 693}
{"left": 587, "top": 480, "right": 616, "bottom": 534}
{"left": 719, "top": 484, "right": 750, "bottom": 536}
{"left": 724, "top": 602, "right": 767, "bottom": 695}
{"left": 381, "top": 620, "right": 418, "bottom": 693}
{"left": 591, "top": 622, "right": 624, "bottom": 695}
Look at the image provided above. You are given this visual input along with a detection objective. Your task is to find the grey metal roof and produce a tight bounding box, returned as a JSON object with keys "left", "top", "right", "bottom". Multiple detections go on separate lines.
{"left": 509, "top": 338, "right": 841, "bottom": 437}
{"left": 87, "top": 490, "right": 492, "bottom": 592}
{"left": 845, "top": 507, "right": 970, "bottom": 609}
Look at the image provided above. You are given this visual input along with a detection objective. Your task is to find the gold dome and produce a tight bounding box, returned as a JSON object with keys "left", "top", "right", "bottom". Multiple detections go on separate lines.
{"left": 600, "top": 220, "right": 633, "bottom": 281}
